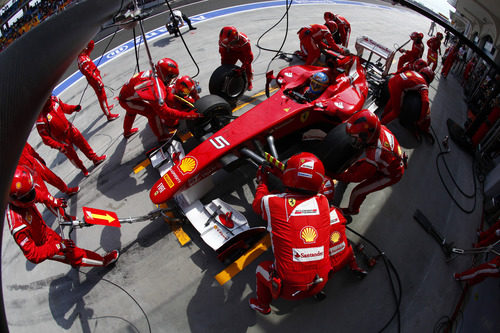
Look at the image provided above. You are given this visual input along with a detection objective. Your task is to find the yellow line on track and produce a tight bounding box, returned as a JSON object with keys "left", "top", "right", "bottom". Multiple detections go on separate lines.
{"left": 133, "top": 159, "right": 151, "bottom": 174}
{"left": 215, "top": 233, "right": 271, "bottom": 285}
{"left": 233, "top": 88, "right": 278, "bottom": 112}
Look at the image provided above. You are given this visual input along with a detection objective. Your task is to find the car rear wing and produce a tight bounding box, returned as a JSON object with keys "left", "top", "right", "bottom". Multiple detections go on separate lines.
{"left": 355, "top": 36, "right": 395, "bottom": 77}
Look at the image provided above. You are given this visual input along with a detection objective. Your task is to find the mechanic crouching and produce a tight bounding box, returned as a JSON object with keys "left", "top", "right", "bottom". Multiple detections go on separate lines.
{"left": 249, "top": 153, "right": 332, "bottom": 314}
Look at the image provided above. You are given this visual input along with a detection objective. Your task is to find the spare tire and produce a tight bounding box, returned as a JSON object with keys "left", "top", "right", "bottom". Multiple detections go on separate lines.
{"left": 399, "top": 90, "right": 421, "bottom": 129}
{"left": 187, "top": 95, "right": 233, "bottom": 139}
{"left": 316, "top": 123, "right": 363, "bottom": 174}
{"left": 209, "top": 64, "right": 247, "bottom": 105}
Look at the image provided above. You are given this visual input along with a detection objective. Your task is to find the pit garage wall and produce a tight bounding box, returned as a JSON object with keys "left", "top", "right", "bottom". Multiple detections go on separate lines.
{"left": 0, "top": 1, "right": 132, "bottom": 331}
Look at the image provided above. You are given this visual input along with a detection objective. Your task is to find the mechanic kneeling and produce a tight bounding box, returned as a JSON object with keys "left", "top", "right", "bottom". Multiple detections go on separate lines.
{"left": 249, "top": 153, "right": 332, "bottom": 315}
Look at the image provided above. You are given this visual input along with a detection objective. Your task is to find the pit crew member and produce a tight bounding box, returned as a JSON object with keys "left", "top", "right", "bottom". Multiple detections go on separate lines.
{"left": 380, "top": 67, "right": 435, "bottom": 143}
{"left": 6, "top": 166, "right": 119, "bottom": 268}
{"left": 324, "top": 11, "right": 351, "bottom": 47}
{"left": 397, "top": 32, "right": 424, "bottom": 70}
{"left": 296, "top": 24, "right": 347, "bottom": 66}
{"left": 332, "top": 110, "right": 406, "bottom": 216}
{"left": 249, "top": 153, "right": 332, "bottom": 315}
{"left": 426, "top": 32, "right": 443, "bottom": 71}
{"left": 78, "top": 40, "right": 119, "bottom": 121}
{"left": 19, "top": 143, "right": 79, "bottom": 196}
{"left": 36, "top": 95, "right": 106, "bottom": 177}
{"left": 166, "top": 9, "right": 197, "bottom": 37}
{"left": 119, "top": 61, "right": 200, "bottom": 142}
{"left": 219, "top": 26, "right": 254, "bottom": 91}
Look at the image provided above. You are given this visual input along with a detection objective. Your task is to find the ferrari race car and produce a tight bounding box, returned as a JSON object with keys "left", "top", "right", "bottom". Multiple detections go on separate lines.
{"left": 147, "top": 36, "right": 395, "bottom": 263}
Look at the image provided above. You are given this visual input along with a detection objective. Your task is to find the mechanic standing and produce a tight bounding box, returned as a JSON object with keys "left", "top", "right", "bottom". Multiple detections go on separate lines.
{"left": 119, "top": 59, "right": 200, "bottom": 142}
{"left": 323, "top": 11, "right": 351, "bottom": 47}
{"left": 77, "top": 40, "right": 119, "bottom": 121}
{"left": 19, "top": 143, "right": 80, "bottom": 196}
{"left": 296, "top": 24, "right": 347, "bottom": 66}
{"left": 332, "top": 110, "right": 406, "bottom": 216}
{"left": 426, "top": 32, "right": 443, "bottom": 71}
{"left": 219, "top": 26, "right": 254, "bottom": 91}
{"left": 6, "top": 166, "right": 120, "bottom": 268}
{"left": 36, "top": 95, "right": 107, "bottom": 177}
{"left": 441, "top": 42, "right": 460, "bottom": 78}
{"left": 380, "top": 67, "right": 435, "bottom": 143}
{"left": 249, "top": 153, "right": 332, "bottom": 315}
{"left": 397, "top": 32, "right": 425, "bottom": 70}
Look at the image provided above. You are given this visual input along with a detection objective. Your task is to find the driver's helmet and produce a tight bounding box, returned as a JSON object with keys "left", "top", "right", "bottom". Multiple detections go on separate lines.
{"left": 219, "top": 26, "right": 239, "bottom": 47}
{"left": 345, "top": 110, "right": 381, "bottom": 148}
{"left": 282, "top": 152, "right": 325, "bottom": 193}
{"left": 9, "top": 165, "right": 36, "bottom": 208}
{"left": 411, "top": 58, "right": 428, "bottom": 72}
{"left": 307, "top": 72, "right": 329, "bottom": 96}
{"left": 174, "top": 75, "right": 196, "bottom": 97}
{"left": 156, "top": 58, "right": 179, "bottom": 86}
{"left": 419, "top": 67, "right": 435, "bottom": 85}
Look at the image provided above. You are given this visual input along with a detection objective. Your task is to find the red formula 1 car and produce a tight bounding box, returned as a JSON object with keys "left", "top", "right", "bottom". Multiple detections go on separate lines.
{"left": 148, "top": 39, "right": 392, "bottom": 262}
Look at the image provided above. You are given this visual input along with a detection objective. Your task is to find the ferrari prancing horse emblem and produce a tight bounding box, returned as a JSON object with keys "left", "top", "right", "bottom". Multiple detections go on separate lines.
{"left": 288, "top": 198, "right": 296, "bottom": 207}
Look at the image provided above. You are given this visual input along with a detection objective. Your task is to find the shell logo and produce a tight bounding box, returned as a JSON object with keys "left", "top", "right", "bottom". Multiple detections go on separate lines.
{"left": 300, "top": 226, "right": 318, "bottom": 244}
{"left": 179, "top": 157, "right": 197, "bottom": 174}
{"left": 330, "top": 231, "right": 341, "bottom": 244}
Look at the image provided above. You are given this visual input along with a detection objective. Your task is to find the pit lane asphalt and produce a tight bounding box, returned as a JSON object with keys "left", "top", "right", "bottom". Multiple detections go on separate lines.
{"left": 2, "top": 1, "right": 491, "bottom": 332}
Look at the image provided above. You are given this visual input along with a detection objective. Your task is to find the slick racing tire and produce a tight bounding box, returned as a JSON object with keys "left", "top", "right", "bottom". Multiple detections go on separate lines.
{"left": 209, "top": 64, "right": 247, "bottom": 105}
{"left": 317, "top": 123, "right": 363, "bottom": 174}
{"left": 187, "top": 95, "right": 233, "bottom": 139}
{"left": 399, "top": 91, "right": 421, "bottom": 129}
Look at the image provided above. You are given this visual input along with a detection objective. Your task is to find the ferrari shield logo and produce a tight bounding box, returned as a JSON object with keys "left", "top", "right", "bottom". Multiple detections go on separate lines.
{"left": 300, "top": 111, "right": 310, "bottom": 123}
{"left": 288, "top": 198, "right": 296, "bottom": 207}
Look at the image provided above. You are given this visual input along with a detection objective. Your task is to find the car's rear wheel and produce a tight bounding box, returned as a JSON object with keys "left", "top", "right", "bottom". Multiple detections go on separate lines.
{"left": 209, "top": 64, "right": 247, "bottom": 105}
{"left": 187, "top": 95, "right": 233, "bottom": 139}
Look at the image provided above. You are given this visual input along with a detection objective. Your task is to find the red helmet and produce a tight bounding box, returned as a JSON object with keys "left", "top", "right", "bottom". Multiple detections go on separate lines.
{"left": 419, "top": 66, "right": 435, "bottom": 84}
{"left": 345, "top": 110, "right": 381, "bottom": 147}
{"left": 411, "top": 58, "right": 428, "bottom": 72}
{"left": 436, "top": 32, "right": 443, "bottom": 40}
{"left": 156, "top": 58, "right": 179, "bottom": 85}
{"left": 174, "top": 75, "right": 196, "bottom": 97}
{"left": 410, "top": 32, "right": 423, "bottom": 41}
{"left": 282, "top": 152, "right": 325, "bottom": 193}
{"left": 325, "top": 20, "right": 338, "bottom": 34}
{"left": 219, "top": 26, "right": 239, "bottom": 47}
{"left": 9, "top": 165, "right": 36, "bottom": 208}
{"left": 324, "top": 11, "right": 336, "bottom": 21}
{"left": 320, "top": 177, "right": 335, "bottom": 202}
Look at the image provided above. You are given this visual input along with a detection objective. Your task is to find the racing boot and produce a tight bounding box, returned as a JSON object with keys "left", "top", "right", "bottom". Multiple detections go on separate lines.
{"left": 103, "top": 250, "right": 120, "bottom": 266}
{"left": 93, "top": 155, "right": 106, "bottom": 167}
{"left": 66, "top": 186, "right": 80, "bottom": 196}
{"left": 249, "top": 298, "right": 271, "bottom": 315}
{"left": 350, "top": 261, "right": 368, "bottom": 279}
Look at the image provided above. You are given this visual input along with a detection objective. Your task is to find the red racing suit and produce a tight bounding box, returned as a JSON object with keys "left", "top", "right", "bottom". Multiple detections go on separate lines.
{"left": 333, "top": 126, "right": 405, "bottom": 215}
{"left": 333, "top": 15, "right": 351, "bottom": 47}
{"left": 36, "top": 96, "right": 102, "bottom": 175}
{"left": 252, "top": 183, "right": 332, "bottom": 307}
{"left": 381, "top": 71, "right": 431, "bottom": 133}
{"left": 426, "top": 36, "right": 441, "bottom": 71}
{"left": 5, "top": 202, "right": 111, "bottom": 267}
{"left": 397, "top": 40, "right": 424, "bottom": 70}
{"left": 441, "top": 45, "right": 458, "bottom": 78}
{"left": 219, "top": 32, "right": 254, "bottom": 89}
{"left": 78, "top": 40, "right": 115, "bottom": 118}
{"left": 19, "top": 143, "right": 72, "bottom": 195}
{"left": 454, "top": 256, "right": 500, "bottom": 285}
{"left": 119, "top": 70, "right": 200, "bottom": 141}
{"left": 298, "top": 24, "right": 344, "bottom": 66}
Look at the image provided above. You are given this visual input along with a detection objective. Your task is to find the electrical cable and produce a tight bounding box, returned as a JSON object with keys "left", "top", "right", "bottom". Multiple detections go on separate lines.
{"left": 431, "top": 125, "right": 478, "bottom": 214}
{"left": 77, "top": 269, "right": 152, "bottom": 333}
{"left": 346, "top": 225, "right": 402, "bottom": 333}
{"left": 254, "top": 0, "right": 295, "bottom": 73}
{"left": 164, "top": 0, "right": 200, "bottom": 79}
